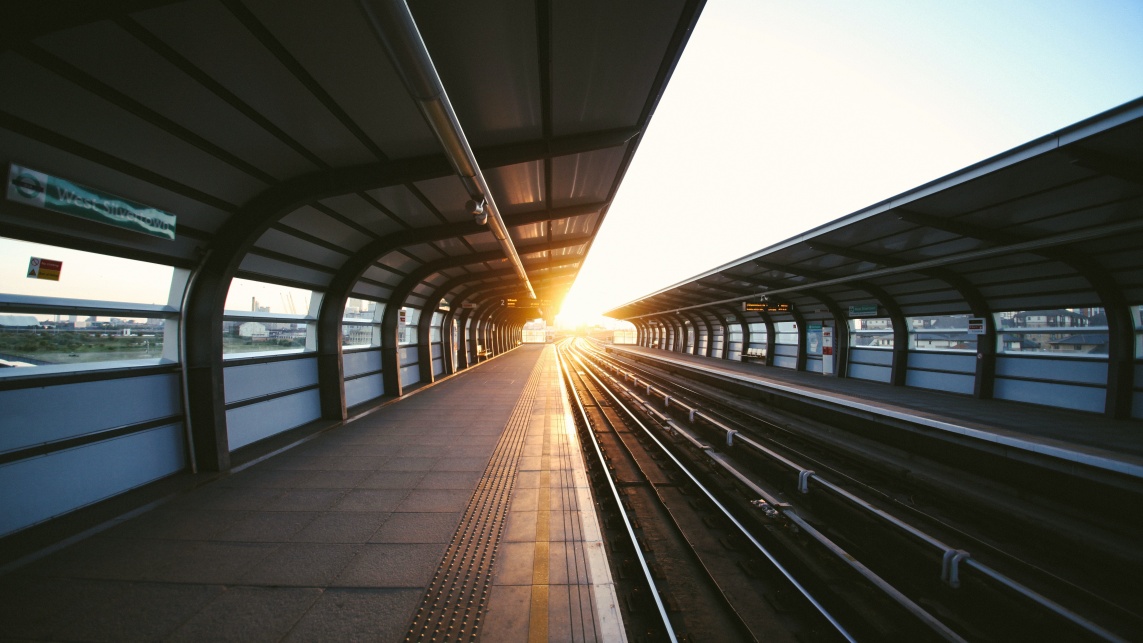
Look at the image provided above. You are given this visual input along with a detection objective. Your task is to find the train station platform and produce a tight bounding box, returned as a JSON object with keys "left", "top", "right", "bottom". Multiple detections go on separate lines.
{"left": 0, "top": 345, "right": 622, "bottom": 642}
{"left": 607, "top": 344, "right": 1143, "bottom": 480}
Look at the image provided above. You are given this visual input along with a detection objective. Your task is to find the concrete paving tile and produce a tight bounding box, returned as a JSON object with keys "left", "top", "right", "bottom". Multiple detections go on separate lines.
{"left": 24, "top": 536, "right": 184, "bottom": 581}
{"left": 502, "top": 510, "right": 538, "bottom": 543}
{"left": 290, "top": 511, "right": 390, "bottom": 543}
{"left": 293, "top": 469, "right": 374, "bottom": 489}
{"left": 548, "top": 510, "right": 583, "bottom": 542}
{"left": 168, "top": 586, "right": 322, "bottom": 643}
{"left": 51, "top": 581, "right": 223, "bottom": 642}
{"left": 369, "top": 512, "right": 461, "bottom": 544}
{"left": 215, "top": 511, "right": 320, "bottom": 542}
{"left": 226, "top": 469, "right": 315, "bottom": 489}
{"left": 241, "top": 543, "right": 359, "bottom": 586}
{"left": 396, "top": 489, "right": 471, "bottom": 513}
{"left": 265, "top": 454, "right": 342, "bottom": 470}
{"left": 101, "top": 508, "right": 247, "bottom": 541}
{"left": 479, "top": 584, "right": 532, "bottom": 643}
{"left": 514, "top": 470, "right": 541, "bottom": 489}
{"left": 548, "top": 541, "right": 590, "bottom": 585}
{"left": 333, "top": 543, "right": 446, "bottom": 588}
{"left": 358, "top": 470, "right": 426, "bottom": 489}
{"left": 264, "top": 489, "right": 347, "bottom": 512}
{"left": 416, "top": 470, "right": 483, "bottom": 489}
{"left": 327, "top": 456, "right": 390, "bottom": 470}
{"left": 386, "top": 456, "right": 442, "bottom": 471}
{"left": 435, "top": 456, "right": 490, "bottom": 472}
{"left": 517, "top": 455, "right": 542, "bottom": 471}
{"left": 508, "top": 487, "right": 538, "bottom": 512}
{"left": 547, "top": 583, "right": 595, "bottom": 643}
{"left": 186, "top": 485, "right": 284, "bottom": 511}
{"left": 147, "top": 541, "right": 278, "bottom": 584}
{"left": 491, "top": 541, "right": 535, "bottom": 586}
{"left": 333, "top": 488, "right": 409, "bottom": 512}
{"left": 284, "top": 588, "right": 423, "bottom": 643}
{"left": 0, "top": 577, "right": 128, "bottom": 640}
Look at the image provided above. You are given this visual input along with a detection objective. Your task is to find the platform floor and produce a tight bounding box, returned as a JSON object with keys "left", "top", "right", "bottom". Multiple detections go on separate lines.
{"left": 610, "top": 344, "right": 1143, "bottom": 476}
{"left": 0, "top": 345, "right": 621, "bottom": 642}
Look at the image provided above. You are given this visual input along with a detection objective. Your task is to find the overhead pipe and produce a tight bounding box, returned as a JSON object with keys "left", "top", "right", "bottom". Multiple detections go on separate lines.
{"left": 358, "top": 0, "right": 536, "bottom": 299}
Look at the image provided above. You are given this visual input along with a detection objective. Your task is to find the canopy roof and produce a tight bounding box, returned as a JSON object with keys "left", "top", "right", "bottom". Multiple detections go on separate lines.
{"left": 1, "top": 0, "right": 703, "bottom": 315}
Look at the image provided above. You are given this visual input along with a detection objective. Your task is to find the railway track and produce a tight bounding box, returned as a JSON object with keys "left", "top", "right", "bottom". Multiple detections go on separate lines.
{"left": 559, "top": 338, "right": 1140, "bottom": 642}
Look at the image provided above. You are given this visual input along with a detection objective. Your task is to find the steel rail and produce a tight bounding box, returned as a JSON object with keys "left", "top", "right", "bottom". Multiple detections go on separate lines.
{"left": 566, "top": 342, "right": 858, "bottom": 643}
{"left": 555, "top": 344, "right": 677, "bottom": 642}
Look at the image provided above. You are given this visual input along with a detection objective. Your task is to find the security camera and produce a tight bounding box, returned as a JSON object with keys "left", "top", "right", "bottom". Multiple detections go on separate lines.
{"left": 467, "top": 198, "right": 489, "bottom": 226}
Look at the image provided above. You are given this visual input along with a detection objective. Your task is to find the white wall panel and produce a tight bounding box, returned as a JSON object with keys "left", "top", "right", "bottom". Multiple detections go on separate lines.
{"left": 0, "top": 373, "right": 181, "bottom": 454}
{"left": 226, "top": 389, "right": 321, "bottom": 450}
{"left": 994, "top": 379, "right": 1104, "bottom": 413}
{"left": 223, "top": 357, "right": 318, "bottom": 403}
{"left": 907, "top": 370, "right": 975, "bottom": 395}
{"left": 0, "top": 423, "right": 184, "bottom": 537}
{"left": 343, "top": 349, "right": 382, "bottom": 378}
{"left": 346, "top": 373, "right": 384, "bottom": 408}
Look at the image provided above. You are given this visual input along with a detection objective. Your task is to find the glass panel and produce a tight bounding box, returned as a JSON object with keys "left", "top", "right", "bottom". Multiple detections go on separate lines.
{"left": 774, "top": 321, "right": 798, "bottom": 345}
{"left": 996, "top": 308, "right": 1107, "bottom": 356}
{"left": 225, "top": 277, "right": 313, "bottom": 315}
{"left": 0, "top": 236, "right": 174, "bottom": 305}
{"left": 908, "top": 314, "right": 977, "bottom": 353}
{"left": 849, "top": 317, "right": 893, "bottom": 349}
{"left": 342, "top": 298, "right": 382, "bottom": 349}
{"left": 1134, "top": 305, "right": 1143, "bottom": 359}
{"left": 223, "top": 320, "right": 309, "bottom": 355}
{"left": 399, "top": 308, "right": 420, "bottom": 345}
{"left": 0, "top": 314, "right": 167, "bottom": 367}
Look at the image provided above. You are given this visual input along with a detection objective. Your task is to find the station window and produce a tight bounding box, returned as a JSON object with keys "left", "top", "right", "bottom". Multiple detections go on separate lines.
{"left": 430, "top": 311, "right": 444, "bottom": 343}
{"left": 342, "top": 297, "right": 383, "bottom": 349}
{"left": 1134, "top": 305, "right": 1143, "bottom": 359}
{"left": 849, "top": 317, "right": 893, "bottom": 349}
{"left": 0, "top": 236, "right": 185, "bottom": 372}
{"left": 222, "top": 278, "right": 321, "bottom": 358}
{"left": 995, "top": 308, "right": 1107, "bottom": 357}
{"left": 908, "top": 314, "right": 977, "bottom": 353}
{"left": 774, "top": 321, "right": 798, "bottom": 345}
{"left": 398, "top": 307, "right": 420, "bottom": 345}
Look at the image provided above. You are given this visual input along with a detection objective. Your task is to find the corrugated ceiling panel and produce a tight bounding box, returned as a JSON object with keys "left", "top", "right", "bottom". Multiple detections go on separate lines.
{"left": 253, "top": 228, "right": 346, "bottom": 269}
{"left": 550, "top": 148, "right": 626, "bottom": 207}
{"left": 0, "top": 55, "right": 261, "bottom": 206}
{"left": 245, "top": 0, "right": 436, "bottom": 160}
{"left": 486, "top": 161, "right": 545, "bottom": 211}
{"left": 319, "top": 193, "right": 407, "bottom": 237}
{"left": 411, "top": 0, "right": 541, "bottom": 148}
{"left": 551, "top": 0, "right": 685, "bottom": 135}
{"left": 239, "top": 254, "right": 332, "bottom": 289}
{"left": 136, "top": 1, "right": 377, "bottom": 168}
{"left": 279, "top": 206, "right": 371, "bottom": 252}
{"left": 38, "top": 20, "right": 315, "bottom": 181}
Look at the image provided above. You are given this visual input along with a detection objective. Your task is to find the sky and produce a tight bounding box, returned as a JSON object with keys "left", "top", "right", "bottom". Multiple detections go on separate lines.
{"left": 555, "top": 0, "right": 1143, "bottom": 327}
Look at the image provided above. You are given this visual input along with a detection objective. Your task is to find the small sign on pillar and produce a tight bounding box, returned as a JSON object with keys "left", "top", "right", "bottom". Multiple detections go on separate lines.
{"left": 822, "top": 326, "right": 835, "bottom": 375}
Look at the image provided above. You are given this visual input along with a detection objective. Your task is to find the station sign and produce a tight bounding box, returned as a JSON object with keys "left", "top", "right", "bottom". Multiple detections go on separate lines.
{"left": 848, "top": 304, "right": 878, "bottom": 317}
{"left": 503, "top": 298, "right": 544, "bottom": 308}
{"left": 967, "top": 317, "right": 986, "bottom": 335}
{"left": 743, "top": 301, "right": 791, "bottom": 313}
{"left": 6, "top": 164, "right": 177, "bottom": 240}
{"left": 27, "top": 256, "right": 62, "bottom": 281}
{"left": 462, "top": 302, "right": 477, "bottom": 309}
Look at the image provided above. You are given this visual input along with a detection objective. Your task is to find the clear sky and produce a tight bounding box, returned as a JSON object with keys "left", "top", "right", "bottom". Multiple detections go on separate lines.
{"left": 556, "top": 0, "right": 1143, "bottom": 327}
